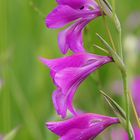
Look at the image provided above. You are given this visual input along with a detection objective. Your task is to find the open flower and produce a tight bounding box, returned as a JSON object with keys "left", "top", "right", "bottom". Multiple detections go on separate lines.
{"left": 46, "top": 113, "right": 119, "bottom": 140}
{"left": 46, "top": 0, "right": 101, "bottom": 54}
{"left": 40, "top": 53, "right": 112, "bottom": 118}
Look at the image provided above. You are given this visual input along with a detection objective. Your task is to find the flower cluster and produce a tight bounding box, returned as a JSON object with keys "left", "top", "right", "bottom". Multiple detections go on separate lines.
{"left": 41, "top": 0, "right": 120, "bottom": 139}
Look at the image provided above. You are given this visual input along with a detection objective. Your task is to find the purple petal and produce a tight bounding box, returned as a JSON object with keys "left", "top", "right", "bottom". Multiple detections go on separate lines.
{"left": 54, "top": 63, "right": 97, "bottom": 93}
{"left": 58, "top": 18, "right": 89, "bottom": 54}
{"left": 39, "top": 53, "right": 94, "bottom": 87}
{"left": 40, "top": 54, "right": 112, "bottom": 118}
{"left": 53, "top": 57, "right": 112, "bottom": 117}
{"left": 52, "top": 87, "right": 78, "bottom": 118}
{"left": 54, "top": 57, "right": 112, "bottom": 95}
{"left": 46, "top": 5, "right": 79, "bottom": 28}
{"left": 46, "top": 5, "right": 90, "bottom": 29}
{"left": 46, "top": 5, "right": 101, "bottom": 29}
{"left": 58, "top": 13, "right": 101, "bottom": 54}
{"left": 46, "top": 113, "right": 119, "bottom": 140}
{"left": 56, "top": 0, "right": 87, "bottom": 9}
{"left": 52, "top": 89, "right": 67, "bottom": 118}
{"left": 39, "top": 53, "right": 97, "bottom": 72}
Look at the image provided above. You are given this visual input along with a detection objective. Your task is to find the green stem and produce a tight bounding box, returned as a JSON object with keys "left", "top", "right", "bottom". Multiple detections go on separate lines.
{"left": 114, "top": 14, "right": 123, "bottom": 59}
{"left": 116, "top": 12, "right": 134, "bottom": 139}
{"left": 118, "top": 17, "right": 140, "bottom": 129}
{"left": 119, "top": 29, "right": 123, "bottom": 59}
{"left": 121, "top": 71, "right": 135, "bottom": 140}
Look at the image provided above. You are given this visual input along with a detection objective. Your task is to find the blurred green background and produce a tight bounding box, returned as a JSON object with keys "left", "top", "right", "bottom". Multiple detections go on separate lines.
{"left": 0, "top": 0, "right": 140, "bottom": 139}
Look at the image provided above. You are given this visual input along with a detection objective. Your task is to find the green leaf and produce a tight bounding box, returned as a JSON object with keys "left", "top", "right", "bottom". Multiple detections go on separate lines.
{"left": 98, "top": 0, "right": 112, "bottom": 17}
{"left": 100, "top": 90, "right": 135, "bottom": 139}
{"left": 93, "top": 44, "right": 109, "bottom": 54}
{"left": 100, "top": 90, "right": 126, "bottom": 119}
{"left": 96, "top": 33, "right": 125, "bottom": 72}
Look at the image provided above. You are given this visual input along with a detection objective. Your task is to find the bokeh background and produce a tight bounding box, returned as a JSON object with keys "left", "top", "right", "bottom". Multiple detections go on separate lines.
{"left": 0, "top": 0, "right": 140, "bottom": 139}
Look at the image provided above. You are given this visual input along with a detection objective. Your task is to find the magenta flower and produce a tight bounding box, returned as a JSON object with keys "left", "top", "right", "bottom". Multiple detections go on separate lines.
{"left": 46, "top": 113, "right": 119, "bottom": 140}
{"left": 46, "top": 0, "right": 101, "bottom": 54}
{"left": 40, "top": 53, "right": 112, "bottom": 118}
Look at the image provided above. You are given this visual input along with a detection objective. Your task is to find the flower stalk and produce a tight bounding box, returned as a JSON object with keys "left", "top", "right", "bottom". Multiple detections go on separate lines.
{"left": 97, "top": 0, "right": 138, "bottom": 139}
{"left": 117, "top": 9, "right": 140, "bottom": 130}
{"left": 121, "top": 71, "right": 134, "bottom": 140}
